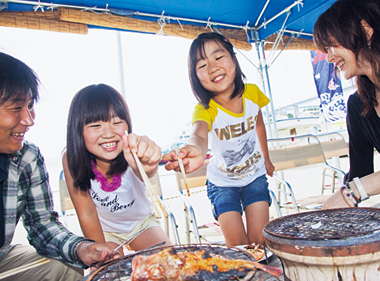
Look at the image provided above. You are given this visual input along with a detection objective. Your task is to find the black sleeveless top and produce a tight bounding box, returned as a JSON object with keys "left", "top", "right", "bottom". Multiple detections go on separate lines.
{"left": 345, "top": 92, "right": 380, "bottom": 182}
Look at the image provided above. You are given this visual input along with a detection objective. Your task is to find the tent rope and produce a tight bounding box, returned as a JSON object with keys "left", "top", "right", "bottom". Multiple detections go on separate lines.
{"left": 33, "top": 0, "right": 44, "bottom": 12}
{"left": 267, "top": 10, "right": 291, "bottom": 65}
{"left": 157, "top": 11, "right": 166, "bottom": 35}
{"left": 176, "top": 19, "right": 184, "bottom": 30}
{"left": 270, "top": 34, "right": 294, "bottom": 65}
{"left": 214, "top": 26, "right": 259, "bottom": 70}
{"left": 205, "top": 17, "right": 213, "bottom": 31}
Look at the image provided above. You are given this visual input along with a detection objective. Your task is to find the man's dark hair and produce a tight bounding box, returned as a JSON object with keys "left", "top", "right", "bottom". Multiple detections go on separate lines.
{"left": 0, "top": 52, "right": 40, "bottom": 105}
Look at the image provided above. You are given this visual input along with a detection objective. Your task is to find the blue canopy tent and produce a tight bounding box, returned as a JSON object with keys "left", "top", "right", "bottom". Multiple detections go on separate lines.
{"left": 0, "top": 0, "right": 336, "bottom": 136}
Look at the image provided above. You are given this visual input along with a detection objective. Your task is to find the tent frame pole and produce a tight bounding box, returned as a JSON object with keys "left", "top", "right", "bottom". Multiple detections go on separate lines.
{"left": 253, "top": 29, "right": 278, "bottom": 139}
{"left": 117, "top": 31, "right": 126, "bottom": 99}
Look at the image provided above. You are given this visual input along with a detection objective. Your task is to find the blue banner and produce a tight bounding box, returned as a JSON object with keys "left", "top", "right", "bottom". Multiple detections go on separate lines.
{"left": 310, "top": 50, "right": 346, "bottom": 123}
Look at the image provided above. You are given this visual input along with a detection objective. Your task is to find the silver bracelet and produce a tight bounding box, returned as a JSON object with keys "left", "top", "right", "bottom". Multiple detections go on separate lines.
{"left": 353, "top": 177, "right": 370, "bottom": 201}
{"left": 74, "top": 240, "right": 94, "bottom": 262}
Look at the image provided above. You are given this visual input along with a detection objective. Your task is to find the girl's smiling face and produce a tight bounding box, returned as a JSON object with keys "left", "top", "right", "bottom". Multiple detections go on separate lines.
{"left": 196, "top": 40, "right": 236, "bottom": 97}
{"left": 83, "top": 113, "right": 128, "bottom": 164}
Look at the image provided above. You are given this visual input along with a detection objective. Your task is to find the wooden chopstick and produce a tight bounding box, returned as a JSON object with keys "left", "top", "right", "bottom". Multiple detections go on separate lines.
{"left": 174, "top": 145, "right": 190, "bottom": 196}
{"left": 125, "top": 131, "right": 168, "bottom": 218}
{"left": 144, "top": 176, "right": 162, "bottom": 219}
{"left": 0, "top": 258, "right": 50, "bottom": 279}
{"left": 132, "top": 153, "right": 168, "bottom": 218}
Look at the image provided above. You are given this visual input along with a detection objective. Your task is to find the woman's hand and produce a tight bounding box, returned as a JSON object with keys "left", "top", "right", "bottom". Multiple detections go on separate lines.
{"left": 322, "top": 188, "right": 354, "bottom": 209}
{"left": 162, "top": 144, "right": 204, "bottom": 174}
{"left": 122, "top": 133, "right": 161, "bottom": 178}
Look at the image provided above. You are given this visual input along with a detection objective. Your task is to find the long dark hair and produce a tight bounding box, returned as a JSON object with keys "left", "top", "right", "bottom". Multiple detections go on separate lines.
{"left": 66, "top": 84, "right": 132, "bottom": 192}
{"left": 188, "top": 32, "right": 246, "bottom": 108}
{"left": 0, "top": 52, "right": 40, "bottom": 106}
{"left": 313, "top": 0, "right": 380, "bottom": 116}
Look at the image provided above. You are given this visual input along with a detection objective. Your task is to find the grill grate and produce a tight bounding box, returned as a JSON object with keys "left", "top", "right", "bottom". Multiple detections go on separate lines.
{"left": 82, "top": 244, "right": 257, "bottom": 281}
{"left": 265, "top": 207, "right": 380, "bottom": 240}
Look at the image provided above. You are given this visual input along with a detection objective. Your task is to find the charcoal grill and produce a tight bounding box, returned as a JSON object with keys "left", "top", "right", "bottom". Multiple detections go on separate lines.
{"left": 81, "top": 244, "right": 259, "bottom": 281}
{"left": 263, "top": 207, "right": 380, "bottom": 281}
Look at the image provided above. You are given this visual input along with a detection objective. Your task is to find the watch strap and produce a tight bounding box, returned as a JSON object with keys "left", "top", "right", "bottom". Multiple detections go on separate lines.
{"left": 353, "top": 177, "right": 369, "bottom": 201}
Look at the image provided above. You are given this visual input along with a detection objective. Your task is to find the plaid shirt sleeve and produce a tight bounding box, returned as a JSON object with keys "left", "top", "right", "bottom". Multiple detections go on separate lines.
{"left": 19, "top": 143, "right": 89, "bottom": 268}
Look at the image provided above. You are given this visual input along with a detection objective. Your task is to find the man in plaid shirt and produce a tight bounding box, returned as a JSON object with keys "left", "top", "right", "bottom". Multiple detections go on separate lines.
{"left": 0, "top": 52, "right": 120, "bottom": 280}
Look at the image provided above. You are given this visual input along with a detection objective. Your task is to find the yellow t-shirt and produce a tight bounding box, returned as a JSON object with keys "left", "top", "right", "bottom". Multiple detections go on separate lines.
{"left": 192, "top": 84, "right": 269, "bottom": 187}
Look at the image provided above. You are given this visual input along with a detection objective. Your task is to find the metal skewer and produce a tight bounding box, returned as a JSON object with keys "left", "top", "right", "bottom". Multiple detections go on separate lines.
{"left": 111, "top": 226, "right": 148, "bottom": 254}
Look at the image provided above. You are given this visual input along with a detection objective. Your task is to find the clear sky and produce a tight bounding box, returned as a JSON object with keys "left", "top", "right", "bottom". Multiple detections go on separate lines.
{"left": 0, "top": 26, "right": 322, "bottom": 190}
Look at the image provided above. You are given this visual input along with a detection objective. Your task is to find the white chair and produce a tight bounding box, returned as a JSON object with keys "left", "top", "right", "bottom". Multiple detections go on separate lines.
{"left": 174, "top": 160, "right": 231, "bottom": 244}
{"left": 315, "top": 131, "right": 349, "bottom": 193}
{"left": 174, "top": 160, "right": 272, "bottom": 243}
{"left": 149, "top": 173, "right": 181, "bottom": 245}
{"left": 268, "top": 134, "right": 345, "bottom": 216}
{"left": 174, "top": 160, "right": 209, "bottom": 244}
{"left": 58, "top": 170, "right": 76, "bottom": 227}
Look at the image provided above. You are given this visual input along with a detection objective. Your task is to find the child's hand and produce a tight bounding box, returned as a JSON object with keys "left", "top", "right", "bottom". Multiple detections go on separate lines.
{"left": 162, "top": 144, "right": 204, "bottom": 174}
{"left": 122, "top": 133, "right": 161, "bottom": 177}
{"left": 265, "top": 159, "right": 275, "bottom": 177}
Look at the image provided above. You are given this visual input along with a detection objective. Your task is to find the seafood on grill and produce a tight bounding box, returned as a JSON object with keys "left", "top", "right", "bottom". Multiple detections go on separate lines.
{"left": 244, "top": 244, "right": 266, "bottom": 261}
{"left": 131, "top": 247, "right": 282, "bottom": 280}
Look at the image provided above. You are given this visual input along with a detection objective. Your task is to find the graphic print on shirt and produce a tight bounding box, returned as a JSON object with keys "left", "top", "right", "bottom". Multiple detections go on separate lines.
{"left": 223, "top": 150, "right": 262, "bottom": 180}
{"left": 222, "top": 138, "right": 255, "bottom": 167}
{"left": 215, "top": 114, "right": 262, "bottom": 180}
{"left": 214, "top": 116, "right": 256, "bottom": 141}
{"left": 90, "top": 190, "right": 135, "bottom": 213}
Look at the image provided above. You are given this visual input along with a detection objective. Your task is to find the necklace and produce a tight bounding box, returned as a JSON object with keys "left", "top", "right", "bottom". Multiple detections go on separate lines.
{"left": 91, "top": 162, "right": 122, "bottom": 192}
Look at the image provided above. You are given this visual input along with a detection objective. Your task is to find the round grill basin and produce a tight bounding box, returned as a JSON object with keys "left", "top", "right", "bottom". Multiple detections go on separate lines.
{"left": 263, "top": 208, "right": 380, "bottom": 281}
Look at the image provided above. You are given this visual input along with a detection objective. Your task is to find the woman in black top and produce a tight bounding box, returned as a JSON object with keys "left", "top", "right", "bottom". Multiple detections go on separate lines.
{"left": 313, "top": 0, "right": 380, "bottom": 208}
